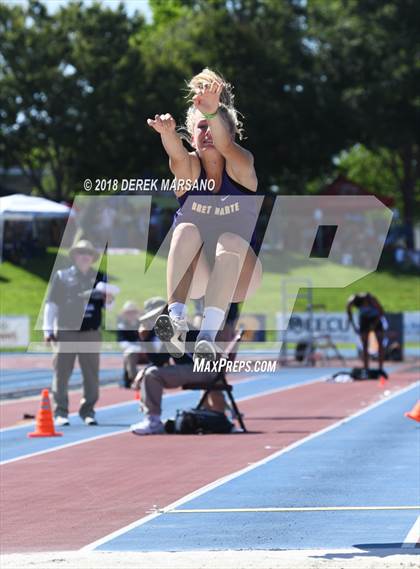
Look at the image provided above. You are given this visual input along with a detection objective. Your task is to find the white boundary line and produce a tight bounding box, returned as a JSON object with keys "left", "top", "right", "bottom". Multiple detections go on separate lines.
{"left": 0, "top": 387, "right": 106, "bottom": 408}
{"left": 221, "top": 375, "right": 325, "bottom": 404}
{"left": 81, "top": 381, "right": 419, "bottom": 552}
{"left": 162, "top": 506, "right": 420, "bottom": 514}
{"left": 0, "top": 369, "right": 276, "bottom": 432}
{"left": 0, "top": 370, "right": 284, "bottom": 432}
{"left": 0, "top": 381, "right": 121, "bottom": 407}
{"left": 0, "top": 375, "right": 325, "bottom": 465}
{"left": 402, "top": 515, "right": 420, "bottom": 548}
{"left": 0, "top": 399, "right": 135, "bottom": 433}
{"left": 0, "top": 388, "right": 186, "bottom": 433}
{"left": 0, "top": 428, "right": 129, "bottom": 465}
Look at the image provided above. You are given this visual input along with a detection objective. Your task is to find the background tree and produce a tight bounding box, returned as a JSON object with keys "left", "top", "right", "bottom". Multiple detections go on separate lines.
{"left": 0, "top": 0, "right": 149, "bottom": 201}
{"left": 140, "top": 0, "right": 349, "bottom": 192}
{"left": 1, "top": 0, "right": 418, "bottom": 251}
{"left": 307, "top": 0, "right": 420, "bottom": 247}
{"left": 0, "top": 0, "right": 79, "bottom": 199}
{"left": 334, "top": 144, "right": 403, "bottom": 206}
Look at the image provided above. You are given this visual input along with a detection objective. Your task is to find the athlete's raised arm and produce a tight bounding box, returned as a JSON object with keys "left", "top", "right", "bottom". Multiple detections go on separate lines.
{"left": 191, "top": 82, "right": 257, "bottom": 191}
{"left": 147, "top": 113, "right": 194, "bottom": 196}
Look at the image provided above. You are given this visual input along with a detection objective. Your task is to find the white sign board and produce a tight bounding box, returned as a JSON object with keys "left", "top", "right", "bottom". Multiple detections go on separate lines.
{"left": 276, "top": 311, "right": 418, "bottom": 344}
{"left": 404, "top": 312, "right": 420, "bottom": 342}
{"left": 276, "top": 312, "right": 358, "bottom": 343}
{"left": 0, "top": 316, "right": 30, "bottom": 348}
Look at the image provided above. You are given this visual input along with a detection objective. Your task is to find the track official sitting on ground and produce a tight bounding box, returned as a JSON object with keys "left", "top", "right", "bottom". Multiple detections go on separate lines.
{"left": 43, "top": 239, "right": 116, "bottom": 426}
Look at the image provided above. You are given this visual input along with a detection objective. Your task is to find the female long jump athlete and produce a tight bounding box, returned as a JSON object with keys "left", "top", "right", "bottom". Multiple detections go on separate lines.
{"left": 346, "top": 292, "right": 388, "bottom": 377}
{"left": 147, "top": 68, "right": 262, "bottom": 361}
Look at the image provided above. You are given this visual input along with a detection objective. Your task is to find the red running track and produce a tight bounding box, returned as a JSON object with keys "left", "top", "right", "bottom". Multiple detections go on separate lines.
{"left": 1, "top": 366, "right": 417, "bottom": 553}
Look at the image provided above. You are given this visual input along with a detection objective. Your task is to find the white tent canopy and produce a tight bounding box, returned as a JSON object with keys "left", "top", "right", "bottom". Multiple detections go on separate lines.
{"left": 0, "top": 194, "right": 74, "bottom": 264}
{"left": 0, "top": 193, "right": 72, "bottom": 220}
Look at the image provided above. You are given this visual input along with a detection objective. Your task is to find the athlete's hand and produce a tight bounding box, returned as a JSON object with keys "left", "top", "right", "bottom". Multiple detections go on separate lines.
{"left": 192, "top": 80, "right": 223, "bottom": 115}
{"left": 147, "top": 114, "right": 176, "bottom": 134}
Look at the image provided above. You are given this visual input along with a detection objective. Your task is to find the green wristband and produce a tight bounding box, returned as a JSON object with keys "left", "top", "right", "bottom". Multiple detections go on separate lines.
{"left": 202, "top": 109, "right": 218, "bottom": 119}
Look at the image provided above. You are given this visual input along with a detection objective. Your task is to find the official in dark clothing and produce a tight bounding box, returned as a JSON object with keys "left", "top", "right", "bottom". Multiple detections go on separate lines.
{"left": 43, "top": 240, "right": 114, "bottom": 426}
{"left": 117, "top": 299, "right": 166, "bottom": 387}
{"left": 131, "top": 302, "right": 230, "bottom": 436}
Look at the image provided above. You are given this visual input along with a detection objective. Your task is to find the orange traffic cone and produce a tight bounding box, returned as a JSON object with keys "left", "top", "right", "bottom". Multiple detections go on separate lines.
{"left": 405, "top": 401, "right": 420, "bottom": 422}
{"left": 28, "top": 389, "right": 63, "bottom": 437}
{"left": 134, "top": 389, "right": 141, "bottom": 401}
{"left": 378, "top": 376, "right": 387, "bottom": 388}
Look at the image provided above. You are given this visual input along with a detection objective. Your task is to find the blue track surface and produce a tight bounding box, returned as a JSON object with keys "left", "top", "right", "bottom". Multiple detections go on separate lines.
{"left": 94, "top": 384, "right": 420, "bottom": 551}
{"left": 1, "top": 368, "right": 334, "bottom": 463}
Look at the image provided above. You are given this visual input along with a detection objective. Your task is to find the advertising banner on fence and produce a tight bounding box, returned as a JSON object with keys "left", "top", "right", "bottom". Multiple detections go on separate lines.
{"left": 237, "top": 314, "right": 266, "bottom": 342}
{"left": 0, "top": 316, "right": 30, "bottom": 348}
{"left": 404, "top": 312, "right": 420, "bottom": 342}
{"left": 276, "top": 312, "right": 409, "bottom": 346}
{"left": 276, "top": 312, "right": 358, "bottom": 343}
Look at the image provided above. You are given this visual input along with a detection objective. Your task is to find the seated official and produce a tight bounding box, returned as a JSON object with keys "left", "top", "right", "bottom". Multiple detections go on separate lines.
{"left": 117, "top": 298, "right": 165, "bottom": 387}
{"left": 130, "top": 303, "right": 232, "bottom": 436}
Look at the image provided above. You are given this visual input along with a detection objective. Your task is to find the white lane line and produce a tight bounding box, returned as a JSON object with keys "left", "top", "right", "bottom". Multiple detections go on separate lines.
{"left": 0, "top": 371, "right": 269, "bottom": 433}
{"left": 81, "top": 381, "right": 419, "bottom": 551}
{"left": 0, "top": 428, "right": 129, "bottom": 465}
{"left": 402, "top": 515, "right": 420, "bottom": 548}
{"left": 0, "top": 382, "right": 121, "bottom": 407}
{"left": 0, "top": 400, "right": 134, "bottom": 433}
{"left": 161, "top": 506, "right": 420, "bottom": 514}
{"left": 0, "top": 371, "right": 277, "bottom": 432}
{"left": 0, "top": 391, "right": 173, "bottom": 433}
{"left": 229, "top": 376, "right": 327, "bottom": 404}
{"left": 0, "top": 375, "right": 324, "bottom": 465}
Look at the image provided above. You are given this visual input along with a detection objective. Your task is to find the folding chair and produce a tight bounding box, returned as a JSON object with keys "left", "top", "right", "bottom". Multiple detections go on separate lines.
{"left": 182, "top": 330, "right": 247, "bottom": 432}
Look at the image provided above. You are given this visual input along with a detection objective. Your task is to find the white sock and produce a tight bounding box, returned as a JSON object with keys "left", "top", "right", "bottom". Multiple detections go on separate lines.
{"left": 168, "top": 302, "right": 187, "bottom": 319}
{"left": 149, "top": 414, "right": 162, "bottom": 424}
{"left": 198, "top": 306, "right": 226, "bottom": 342}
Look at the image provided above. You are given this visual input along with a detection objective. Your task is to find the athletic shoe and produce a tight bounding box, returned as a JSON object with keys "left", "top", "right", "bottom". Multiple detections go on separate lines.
{"left": 230, "top": 425, "right": 245, "bottom": 433}
{"left": 84, "top": 417, "right": 98, "bottom": 426}
{"left": 193, "top": 335, "right": 218, "bottom": 363}
{"left": 131, "top": 417, "right": 165, "bottom": 436}
{"left": 154, "top": 314, "right": 188, "bottom": 358}
{"left": 55, "top": 416, "right": 70, "bottom": 427}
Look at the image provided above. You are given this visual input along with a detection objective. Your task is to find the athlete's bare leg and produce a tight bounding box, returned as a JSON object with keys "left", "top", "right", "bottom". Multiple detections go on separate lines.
{"left": 166, "top": 223, "right": 204, "bottom": 304}
{"left": 193, "top": 233, "right": 262, "bottom": 361}
{"left": 375, "top": 329, "right": 385, "bottom": 370}
{"left": 361, "top": 331, "right": 369, "bottom": 370}
{"left": 205, "top": 232, "right": 262, "bottom": 311}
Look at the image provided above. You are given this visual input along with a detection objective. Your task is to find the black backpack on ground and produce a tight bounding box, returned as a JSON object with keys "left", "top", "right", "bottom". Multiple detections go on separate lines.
{"left": 165, "top": 408, "right": 234, "bottom": 434}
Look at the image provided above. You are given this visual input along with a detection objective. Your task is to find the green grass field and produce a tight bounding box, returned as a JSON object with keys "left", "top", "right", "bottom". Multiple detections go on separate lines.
{"left": 0, "top": 248, "right": 418, "bottom": 347}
